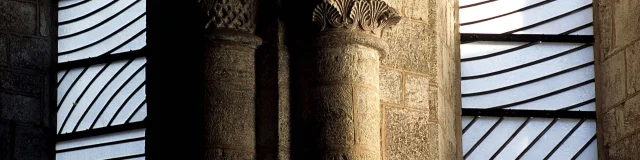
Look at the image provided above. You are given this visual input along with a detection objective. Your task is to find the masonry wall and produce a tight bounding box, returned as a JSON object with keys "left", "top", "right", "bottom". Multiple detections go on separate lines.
{"left": 594, "top": 0, "right": 640, "bottom": 159}
{"left": 0, "top": 0, "right": 55, "bottom": 159}
{"left": 380, "top": 0, "right": 461, "bottom": 159}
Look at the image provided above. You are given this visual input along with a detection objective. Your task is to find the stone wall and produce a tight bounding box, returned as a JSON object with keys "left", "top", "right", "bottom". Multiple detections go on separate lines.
{"left": 380, "top": 0, "right": 460, "bottom": 159}
{"left": 0, "top": 0, "right": 55, "bottom": 159}
{"left": 595, "top": 0, "right": 640, "bottom": 159}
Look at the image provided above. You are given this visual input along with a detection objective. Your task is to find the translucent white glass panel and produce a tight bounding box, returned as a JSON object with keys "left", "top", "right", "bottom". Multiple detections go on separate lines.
{"left": 492, "top": 117, "right": 553, "bottom": 160}
{"left": 575, "top": 140, "right": 597, "bottom": 160}
{"left": 520, "top": 118, "right": 580, "bottom": 159}
{"left": 57, "top": 0, "right": 146, "bottom": 63}
{"left": 462, "top": 117, "right": 500, "bottom": 154}
{"left": 57, "top": 58, "right": 147, "bottom": 134}
{"left": 462, "top": 117, "right": 597, "bottom": 160}
{"left": 460, "top": 0, "right": 593, "bottom": 35}
{"left": 461, "top": 41, "right": 595, "bottom": 110}
{"left": 466, "top": 117, "right": 527, "bottom": 160}
{"left": 548, "top": 119, "right": 596, "bottom": 159}
{"left": 56, "top": 129, "right": 145, "bottom": 160}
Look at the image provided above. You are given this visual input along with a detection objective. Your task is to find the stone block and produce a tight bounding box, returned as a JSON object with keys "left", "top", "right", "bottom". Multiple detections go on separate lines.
{"left": 0, "top": 93, "right": 41, "bottom": 125}
{"left": 627, "top": 42, "right": 640, "bottom": 95}
{"left": 614, "top": 0, "right": 640, "bottom": 49}
{"left": 621, "top": 94, "right": 640, "bottom": 137}
{"left": 601, "top": 52, "right": 626, "bottom": 111}
{"left": 14, "top": 126, "right": 48, "bottom": 160}
{"left": 380, "top": 68, "right": 402, "bottom": 104}
{"left": 204, "top": 44, "right": 255, "bottom": 84}
{"left": 382, "top": 20, "right": 430, "bottom": 73}
{"left": 204, "top": 89, "right": 255, "bottom": 149}
{"left": 310, "top": 85, "right": 355, "bottom": 146}
{"left": 0, "top": 1, "right": 36, "bottom": 34}
{"left": 0, "top": 34, "right": 6, "bottom": 66}
{"left": 385, "top": 0, "right": 403, "bottom": 17}
{"left": 278, "top": 87, "right": 290, "bottom": 149}
{"left": 385, "top": 107, "right": 438, "bottom": 160}
{"left": 405, "top": 74, "right": 429, "bottom": 110}
{"left": 39, "top": 0, "right": 50, "bottom": 37}
{"left": 403, "top": 0, "right": 429, "bottom": 21}
{"left": 0, "top": 71, "right": 42, "bottom": 94}
{"left": 313, "top": 45, "right": 358, "bottom": 83}
{"left": 597, "top": 0, "right": 614, "bottom": 58}
{"left": 354, "top": 45, "right": 380, "bottom": 87}
{"left": 8, "top": 36, "right": 50, "bottom": 71}
{"left": 603, "top": 107, "right": 620, "bottom": 145}
{"left": 355, "top": 87, "right": 381, "bottom": 149}
{"left": 0, "top": 121, "right": 10, "bottom": 160}
{"left": 205, "top": 148, "right": 255, "bottom": 160}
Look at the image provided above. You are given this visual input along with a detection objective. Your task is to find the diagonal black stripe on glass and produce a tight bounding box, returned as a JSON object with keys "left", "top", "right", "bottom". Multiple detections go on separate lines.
{"left": 59, "top": 0, "right": 119, "bottom": 25}
{"left": 58, "top": 66, "right": 89, "bottom": 110}
{"left": 571, "top": 134, "right": 596, "bottom": 160}
{"left": 462, "top": 44, "right": 592, "bottom": 80}
{"left": 59, "top": 0, "right": 142, "bottom": 39}
{"left": 544, "top": 119, "right": 586, "bottom": 159}
{"left": 56, "top": 137, "right": 145, "bottom": 153}
{"left": 503, "top": 4, "right": 592, "bottom": 34}
{"left": 491, "top": 117, "right": 532, "bottom": 159}
{"left": 102, "top": 29, "right": 146, "bottom": 56}
{"left": 90, "top": 64, "right": 146, "bottom": 129}
{"left": 461, "top": 0, "right": 553, "bottom": 26}
{"left": 126, "top": 100, "right": 146, "bottom": 123}
{"left": 58, "top": 0, "right": 90, "bottom": 10}
{"left": 561, "top": 23, "right": 593, "bottom": 35}
{"left": 107, "top": 82, "right": 146, "bottom": 126}
{"left": 460, "top": 0, "right": 497, "bottom": 9}
{"left": 464, "top": 117, "right": 504, "bottom": 158}
{"left": 488, "top": 79, "right": 594, "bottom": 109}
{"left": 516, "top": 118, "right": 559, "bottom": 159}
{"left": 462, "top": 62, "right": 593, "bottom": 97}
{"left": 461, "top": 42, "right": 538, "bottom": 62}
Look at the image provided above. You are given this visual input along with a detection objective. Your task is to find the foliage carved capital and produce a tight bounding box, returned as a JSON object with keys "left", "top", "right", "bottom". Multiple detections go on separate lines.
{"left": 199, "top": 0, "right": 257, "bottom": 33}
{"left": 312, "top": 0, "right": 401, "bottom": 36}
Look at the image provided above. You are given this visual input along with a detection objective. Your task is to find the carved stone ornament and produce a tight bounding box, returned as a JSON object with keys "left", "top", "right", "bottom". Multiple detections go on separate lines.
{"left": 312, "top": 0, "right": 401, "bottom": 36}
{"left": 199, "top": 0, "right": 257, "bottom": 33}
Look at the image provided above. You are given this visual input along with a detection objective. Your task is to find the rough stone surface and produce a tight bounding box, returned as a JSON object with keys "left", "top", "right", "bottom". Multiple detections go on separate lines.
{"left": 626, "top": 42, "right": 640, "bottom": 95}
{"left": 597, "top": 0, "right": 614, "bottom": 58}
{"left": 405, "top": 74, "right": 429, "bottom": 110}
{"left": 0, "top": 93, "right": 41, "bottom": 125}
{"left": 0, "top": 0, "right": 53, "bottom": 159}
{"left": 380, "top": 68, "right": 402, "bottom": 104}
{"left": 0, "top": 71, "right": 41, "bottom": 94}
{"left": 404, "top": 0, "right": 429, "bottom": 21}
{"left": 613, "top": 0, "right": 640, "bottom": 49}
{"left": 600, "top": 52, "right": 626, "bottom": 111}
{"left": 620, "top": 94, "right": 640, "bottom": 138}
{"left": 8, "top": 35, "right": 49, "bottom": 71}
{"left": 382, "top": 20, "right": 430, "bottom": 73}
{"left": 0, "top": 1, "right": 36, "bottom": 34}
{"left": 385, "top": 107, "right": 438, "bottom": 160}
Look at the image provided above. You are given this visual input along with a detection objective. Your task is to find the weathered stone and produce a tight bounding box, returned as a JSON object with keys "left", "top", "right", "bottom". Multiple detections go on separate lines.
{"left": 382, "top": 20, "right": 430, "bottom": 73}
{"left": 0, "top": 71, "right": 41, "bottom": 94}
{"left": 405, "top": 74, "right": 429, "bottom": 110}
{"left": 14, "top": 125, "right": 47, "bottom": 160}
{"left": 603, "top": 107, "right": 620, "bottom": 145}
{"left": 8, "top": 36, "right": 49, "bottom": 71}
{"left": 614, "top": 0, "right": 640, "bottom": 49}
{"left": 355, "top": 87, "right": 381, "bottom": 149}
{"left": 380, "top": 68, "right": 402, "bottom": 104}
{"left": 278, "top": 87, "right": 291, "bottom": 149}
{"left": 204, "top": 88, "right": 255, "bottom": 149}
{"left": 620, "top": 94, "right": 640, "bottom": 137}
{"left": 0, "top": 1, "right": 36, "bottom": 34}
{"left": 597, "top": 0, "right": 614, "bottom": 59}
{"left": 309, "top": 84, "right": 355, "bottom": 146}
{"left": 0, "top": 93, "right": 41, "bottom": 125}
{"left": 627, "top": 42, "right": 640, "bottom": 95}
{"left": 0, "top": 121, "right": 10, "bottom": 160}
{"left": 205, "top": 148, "right": 255, "bottom": 160}
{"left": 404, "top": 0, "right": 429, "bottom": 21}
{"left": 39, "top": 0, "right": 50, "bottom": 37}
{"left": 601, "top": 52, "right": 626, "bottom": 111}
{"left": 385, "top": 107, "right": 438, "bottom": 160}
{"left": 0, "top": 34, "right": 6, "bottom": 66}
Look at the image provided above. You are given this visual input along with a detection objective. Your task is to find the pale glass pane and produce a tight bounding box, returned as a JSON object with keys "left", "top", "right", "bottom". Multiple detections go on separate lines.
{"left": 58, "top": 16, "right": 146, "bottom": 63}
{"left": 514, "top": 8, "right": 593, "bottom": 35}
{"left": 493, "top": 118, "right": 553, "bottom": 160}
{"left": 460, "top": 0, "right": 494, "bottom": 7}
{"left": 57, "top": 64, "right": 105, "bottom": 133}
{"left": 461, "top": 41, "right": 527, "bottom": 60}
{"left": 57, "top": 68, "right": 83, "bottom": 103}
{"left": 520, "top": 118, "right": 580, "bottom": 160}
{"left": 56, "top": 129, "right": 145, "bottom": 150}
{"left": 56, "top": 140, "right": 145, "bottom": 160}
{"left": 129, "top": 103, "right": 147, "bottom": 123}
{"left": 575, "top": 140, "right": 597, "bottom": 160}
{"left": 58, "top": 0, "right": 112, "bottom": 22}
{"left": 569, "top": 102, "right": 596, "bottom": 111}
{"left": 58, "top": 0, "right": 141, "bottom": 37}
{"left": 460, "top": 0, "right": 545, "bottom": 24}
{"left": 76, "top": 58, "right": 146, "bottom": 131}
{"left": 548, "top": 120, "right": 596, "bottom": 160}
{"left": 466, "top": 117, "right": 527, "bottom": 160}
{"left": 462, "top": 116, "right": 474, "bottom": 129}
{"left": 60, "top": 61, "right": 129, "bottom": 133}
{"left": 571, "top": 26, "right": 594, "bottom": 35}
{"left": 507, "top": 83, "right": 595, "bottom": 111}
{"left": 111, "top": 85, "right": 146, "bottom": 125}
{"left": 113, "top": 32, "right": 147, "bottom": 54}
{"left": 461, "top": 0, "right": 592, "bottom": 34}
{"left": 462, "top": 117, "right": 500, "bottom": 155}
{"left": 93, "top": 69, "right": 145, "bottom": 129}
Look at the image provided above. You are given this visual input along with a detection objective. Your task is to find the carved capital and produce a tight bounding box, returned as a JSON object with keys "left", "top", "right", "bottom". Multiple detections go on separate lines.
{"left": 199, "top": 0, "right": 257, "bottom": 33}
{"left": 312, "top": 0, "right": 401, "bottom": 36}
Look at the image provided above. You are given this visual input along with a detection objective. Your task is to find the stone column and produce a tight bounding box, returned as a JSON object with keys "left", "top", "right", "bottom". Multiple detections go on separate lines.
{"left": 199, "top": 0, "right": 261, "bottom": 159}
{"left": 307, "top": 1, "right": 400, "bottom": 159}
